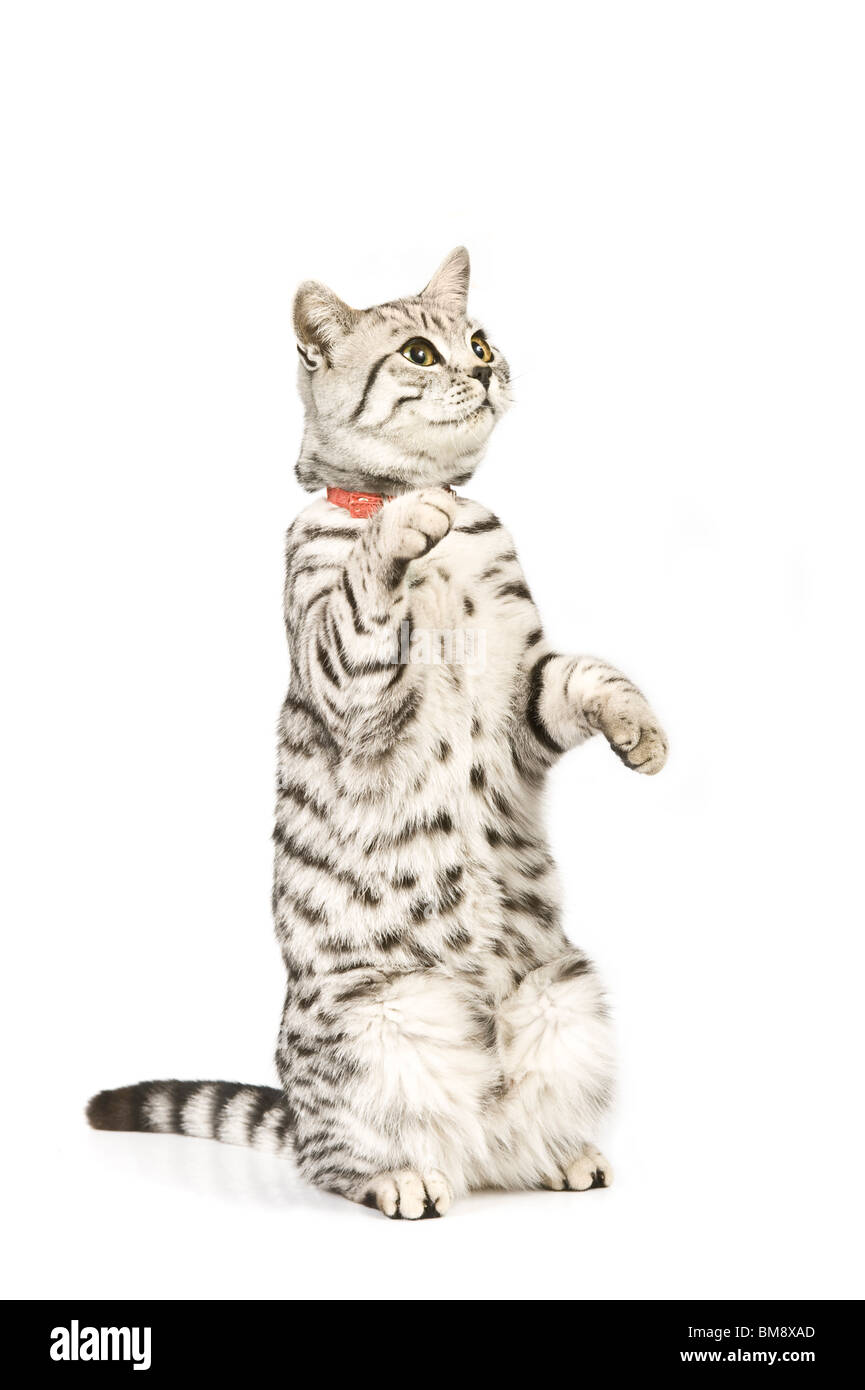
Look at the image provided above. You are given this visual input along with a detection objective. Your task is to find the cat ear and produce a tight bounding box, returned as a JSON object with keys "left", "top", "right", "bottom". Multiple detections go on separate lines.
{"left": 293, "top": 280, "right": 361, "bottom": 368}
{"left": 421, "top": 247, "right": 470, "bottom": 313}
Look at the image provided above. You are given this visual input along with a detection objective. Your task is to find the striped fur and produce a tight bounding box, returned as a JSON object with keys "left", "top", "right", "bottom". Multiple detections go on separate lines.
{"left": 87, "top": 1081, "right": 293, "bottom": 1155}
{"left": 88, "top": 251, "right": 667, "bottom": 1218}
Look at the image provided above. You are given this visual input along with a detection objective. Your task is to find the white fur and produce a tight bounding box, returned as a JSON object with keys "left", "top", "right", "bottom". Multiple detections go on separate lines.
{"left": 180, "top": 1083, "right": 218, "bottom": 1140}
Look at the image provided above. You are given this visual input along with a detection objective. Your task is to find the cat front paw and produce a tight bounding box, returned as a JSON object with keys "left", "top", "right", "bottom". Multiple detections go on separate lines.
{"left": 381, "top": 488, "right": 456, "bottom": 566}
{"left": 590, "top": 689, "right": 669, "bottom": 775}
{"left": 359, "top": 1168, "right": 453, "bottom": 1219}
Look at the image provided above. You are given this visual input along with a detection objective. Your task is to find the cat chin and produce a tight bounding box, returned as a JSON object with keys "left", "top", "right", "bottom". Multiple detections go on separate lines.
{"left": 409, "top": 415, "right": 497, "bottom": 455}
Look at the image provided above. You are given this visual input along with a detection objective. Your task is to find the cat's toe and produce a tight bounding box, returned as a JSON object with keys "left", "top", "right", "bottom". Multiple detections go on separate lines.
{"left": 540, "top": 1171, "right": 567, "bottom": 1190}
{"left": 362, "top": 1174, "right": 401, "bottom": 1217}
{"left": 606, "top": 713, "right": 642, "bottom": 752}
{"left": 562, "top": 1146, "right": 614, "bottom": 1192}
{"left": 422, "top": 1169, "right": 453, "bottom": 1216}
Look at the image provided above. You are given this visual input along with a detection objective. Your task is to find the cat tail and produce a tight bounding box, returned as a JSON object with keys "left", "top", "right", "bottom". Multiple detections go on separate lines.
{"left": 86, "top": 1080, "right": 295, "bottom": 1156}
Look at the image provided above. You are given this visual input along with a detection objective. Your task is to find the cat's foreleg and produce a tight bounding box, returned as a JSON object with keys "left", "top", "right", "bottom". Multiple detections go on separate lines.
{"left": 343, "top": 486, "right": 456, "bottom": 625}
{"left": 524, "top": 651, "right": 668, "bottom": 774}
{"left": 290, "top": 489, "right": 456, "bottom": 755}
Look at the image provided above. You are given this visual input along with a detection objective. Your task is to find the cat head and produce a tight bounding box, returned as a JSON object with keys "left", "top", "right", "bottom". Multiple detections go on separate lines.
{"left": 293, "top": 248, "right": 511, "bottom": 494}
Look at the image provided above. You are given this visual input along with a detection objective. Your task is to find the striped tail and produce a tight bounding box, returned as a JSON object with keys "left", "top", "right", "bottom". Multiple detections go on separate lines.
{"left": 86, "top": 1080, "right": 294, "bottom": 1157}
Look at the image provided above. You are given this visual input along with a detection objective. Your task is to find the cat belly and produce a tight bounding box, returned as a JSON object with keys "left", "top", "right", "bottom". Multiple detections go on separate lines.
{"left": 277, "top": 729, "right": 565, "bottom": 1009}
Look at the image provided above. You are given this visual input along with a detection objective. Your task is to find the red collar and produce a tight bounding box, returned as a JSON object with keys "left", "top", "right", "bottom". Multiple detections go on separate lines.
{"left": 326, "top": 486, "right": 392, "bottom": 519}
{"left": 326, "top": 485, "right": 454, "bottom": 519}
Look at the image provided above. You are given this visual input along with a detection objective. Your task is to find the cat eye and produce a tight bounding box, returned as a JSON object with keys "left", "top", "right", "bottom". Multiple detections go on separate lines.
{"left": 401, "top": 338, "right": 440, "bottom": 368}
{"left": 471, "top": 333, "right": 493, "bottom": 363}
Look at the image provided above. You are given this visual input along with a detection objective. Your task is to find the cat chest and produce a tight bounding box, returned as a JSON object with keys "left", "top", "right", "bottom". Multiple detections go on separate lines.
{"left": 403, "top": 536, "right": 536, "bottom": 714}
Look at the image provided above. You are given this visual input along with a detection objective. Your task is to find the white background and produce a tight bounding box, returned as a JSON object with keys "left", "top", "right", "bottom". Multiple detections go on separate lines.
{"left": 2, "top": 1, "right": 863, "bottom": 1301}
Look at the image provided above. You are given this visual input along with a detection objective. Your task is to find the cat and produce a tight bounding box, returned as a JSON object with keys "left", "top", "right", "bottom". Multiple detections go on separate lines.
{"left": 87, "top": 248, "right": 668, "bottom": 1219}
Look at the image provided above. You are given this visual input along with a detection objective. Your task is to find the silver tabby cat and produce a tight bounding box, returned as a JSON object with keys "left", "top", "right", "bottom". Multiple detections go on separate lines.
{"left": 88, "top": 249, "right": 668, "bottom": 1219}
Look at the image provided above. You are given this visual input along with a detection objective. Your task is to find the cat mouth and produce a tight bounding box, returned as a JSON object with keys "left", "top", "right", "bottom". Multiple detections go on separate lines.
{"left": 429, "top": 401, "right": 493, "bottom": 427}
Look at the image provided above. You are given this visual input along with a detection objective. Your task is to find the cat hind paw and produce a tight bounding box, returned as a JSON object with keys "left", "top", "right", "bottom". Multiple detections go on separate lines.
{"left": 543, "top": 1145, "right": 613, "bottom": 1192}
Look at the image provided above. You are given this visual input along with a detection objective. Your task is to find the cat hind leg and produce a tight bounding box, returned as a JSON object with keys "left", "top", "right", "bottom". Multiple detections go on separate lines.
{"left": 292, "top": 969, "right": 501, "bottom": 1218}
{"left": 490, "top": 950, "right": 616, "bottom": 1192}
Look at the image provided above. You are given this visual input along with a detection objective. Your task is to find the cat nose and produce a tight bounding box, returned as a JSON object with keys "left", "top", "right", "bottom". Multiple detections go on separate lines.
{"left": 472, "top": 365, "right": 492, "bottom": 390}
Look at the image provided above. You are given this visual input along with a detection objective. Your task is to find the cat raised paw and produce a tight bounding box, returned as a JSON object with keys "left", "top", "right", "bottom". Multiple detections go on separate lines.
{"left": 380, "top": 487, "right": 456, "bottom": 566}
{"left": 591, "top": 690, "right": 669, "bottom": 775}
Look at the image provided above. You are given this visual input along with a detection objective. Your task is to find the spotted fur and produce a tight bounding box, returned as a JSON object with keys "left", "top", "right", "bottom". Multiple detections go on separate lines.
{"left": 87, "top": 250, "right": 668, "bottom": 1218}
